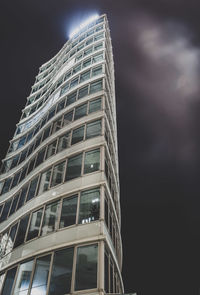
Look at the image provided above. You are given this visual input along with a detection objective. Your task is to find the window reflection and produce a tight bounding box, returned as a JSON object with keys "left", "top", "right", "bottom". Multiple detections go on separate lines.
{"left": 13, "top": 260, "right": 33, "bottom": 295}
{"left": 41, "top": 201, "right": 60, "bottom": 236}
{"left": 79, "top": 188, "right": 100, "bottom": 224}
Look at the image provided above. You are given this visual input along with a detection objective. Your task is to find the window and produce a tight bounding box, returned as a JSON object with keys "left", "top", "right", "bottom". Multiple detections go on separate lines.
{"left": 26, "top": 176, "right": 39, "bottom": 202}
{"left": 80, "top": 70, "right": 90, "bottom": 83}
{"left": 34, "top": 135, "right": 42, "bottom": 150}
{"left": 77, "top": 43, "right": 84, "bottom": 51}
{"left": 94, "top": 43, "right": 103, "bottom": 52}
{"left": 70, "top": 77, "right": 79, "bottom": 89}
{"left": 73, "top": 64, "right": 81, "bottom": 74}
{"left": 51, "top": 161, "right": 65, "bottom": 187}
{"left": 16, "top": 186, "right": 28, "bottom": 210}
{"left": 38, "top": 169, "right": 51, "bottom": 194}
{"left": 71, "top": 126, "right": 84, "bottom": 145}
{"left": 10, "top": 154, "right": 19, "bottom": 169}
{"left": 74, "top": 103, "right": 87, "bottom": 120}
{"left": 84, "top": 149, "right": 100, "bottom": 174}
{"left": 1, "top": 178, "right": 12, "bottom": 194}
{"left": 75, "top": 244, "right": 98, "bottom": 290}
{"left": 79, "top": 188, "right": 100, "bottom": 224}
{"left": 78, "top": 85, "right": 89, "bottom": 99}
{"left": 35, "top": 147, "right": 46, "bottom": 168}
{"left": 18, "top": 149, "right": 28, "bottom": 164}
{"left": 14, "top": 215, "right": 30, "bottom": 248}
{"left": 49, "top": 247, "right": 74, "bottom": 295}
{"left": 30, "top": 255, "right": 51, "bottom": 295}
{"left": 17, "top": 136, "right": 26, "bottom": 149}
{"left": 13, "top": 261, "right": 33, "bottom": 295}
{"left": 65, "top": 153, "right": 82, "bottom": 181}
{"left": 27, "top": 157, "right": 36, "bottom": 175}
{"left": 94, "top": 32, "right": 104, "bottom": 41}
{"left": 84, "top": 47, "right": 92, "bottom": 56}
{"left": 19, "top": 165, "right": 28, "bottom": 182}
{"left": 66, "top": 91, "right": 76, "bottom": 106}
{"left": 51, "top": 117, "right": 62, "bottom": 134}
{"left": 60, "top": 195, "right": 78, "bottom": 228}
{"left": 57, "top": 132, "right": 71, "bottom": 152}
{"left": 5, "top": 223, "right": 18, "bottom": 254}
{"left": 57, "top": 99, "right": 65, "bottom": 112}
{"left": 60, "top": 82, "right": 69, "bottom": 96}
{"left": 92, "top": 65, "right": 102, "bottom": 77}
{"left": 82, "top": 58, "right": 91, "bottom": 68}
{"left": 42, "top": 125, "right": 51, "bottom": 141}
{"left": 27, "top": 208, "right": 43, "bottom": 241}
{"left": 8, "top": 194, "right": 20, "bottom": 216}
{"left": 41, "top": 201, "right": 60, "bottom": 236}
{"left": 1, "top": 267, "right": 17, "bottom": 295}
{"left": 10, "top": 171, "right": 21, "bottom": 189}
{"left": 46, "top": 140, "right": 57, "bottom": 159}
{"left": 86, "top": 37, "right": 93, "bottom": 45}
{"left": 90, "top": 79, "right": 103, "bottom": 93}
{"left": 86, "top": 120, "right": 101, "bottom": 139}
{"left": 0, "top": 200, "right": 12, "bottom": 222}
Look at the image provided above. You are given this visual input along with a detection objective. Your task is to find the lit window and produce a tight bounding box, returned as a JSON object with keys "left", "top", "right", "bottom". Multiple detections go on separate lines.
{"left": 84, "top": 149, "right": 100, "bottom": 174}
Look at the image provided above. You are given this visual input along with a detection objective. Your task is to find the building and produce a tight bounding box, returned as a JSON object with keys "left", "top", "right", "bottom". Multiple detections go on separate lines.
{"left": 0, "top": 14, "right": 123, "bottom": 295}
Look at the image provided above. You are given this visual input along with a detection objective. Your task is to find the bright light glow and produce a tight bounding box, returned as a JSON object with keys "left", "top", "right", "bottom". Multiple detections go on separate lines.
{"left": 69, "top": 14, "right": 99, "bottom": 39}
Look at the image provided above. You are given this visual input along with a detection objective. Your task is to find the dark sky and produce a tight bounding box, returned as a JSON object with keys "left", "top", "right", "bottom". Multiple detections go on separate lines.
{"left": 1, "top": 1, "right": 200, "bottom": 294}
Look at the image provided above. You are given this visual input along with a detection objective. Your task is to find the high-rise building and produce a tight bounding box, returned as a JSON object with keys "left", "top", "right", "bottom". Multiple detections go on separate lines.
{"left": 0, "top": 14, "right": 123, "bottom": 295}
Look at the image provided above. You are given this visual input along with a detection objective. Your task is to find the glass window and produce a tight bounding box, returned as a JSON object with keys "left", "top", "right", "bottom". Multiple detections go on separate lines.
{"left": 27, "top": 208, "right": 43, "bottom": 241}
{"left": 94, "top": 43, "right": 103, "bottom": 52}
{"left": 94, "top": 32, "right": 104, "bottom": 41}
{"left": 66, "top": 91, "right": 76, "bottom": 106}
{"left": 84, "top": 47, "right": 92, "bottom": 56}
{"left": 27, "top": 157, "right": 36, "bottom": 175}
{"left": 71, "top": 126, "right": 84, "bottom": 145}
{"left": 18, "top": 149, "right": 28, "bottom": 164}
{"left": 26, "top": 176, "right": 39, "bottom": 202}
{"left": 2, "top": 267, "right": 17, "bottom": 295}
{"left": 34, "top": 135, "right": 42, "bottom": 150}
{"left": 5, "top": 223, "right": 18, "bottom": 254}
{"left": 75, "top": 244, "right": 98, "bottom": 290}
{"left": 63, "top": 110, "right": 73, "bottom": 126}
{"left": 46, "top": 140, "right": 57, "bottom": 159}
{"left": 90, "top": 79, "right": 103, "bottom": 94}
{"left": 74, "top": 103, "right": 87, "bottom": 120}
{"left": 16, "top": 186, "right": 28, "bottom": 210}
{"left": 19, "top": 165, "right": 28, "bottom": 182}
{"left": 84, "top": 149, "right": 100, "bottom": 174}
{"left": 42, "top": 125, "right": 51, "bottom": 142}
{"left": 78, "top": 85, "right": 89, "bottom": 99}
{"left": 65, "top": 153, "right": 83, "bottom": 181}
{"left": 57, "top": 99, "right": 65, "bottom": 112}
{"left": 14, "top": 215, "right": 30, "bottom": 248}
{"left": 77, "top": 43, "right": 84, "bottom": 51}
{"left": 27, "top": 130, "right": 34, "bottom": 142}
{"left": 73, "top": 64, "right": 81, "bottom": 74}
{"left": 57, "top": 132, "right": 71, "bottom": 153}
{"left": 82, "top": 58, "right": 91, "bottom": 68}
{"left": 60, "top": 195, "right": 78, "bottom": 228}
{"left": 92, "top": 65, "right": 102, "bottom": 77}
{"left": 49, "top": 247, "right": 74, "bottom": 295}
{"left": 41, "top": 200, "right": 60, "bottom": 236}
{"left": 80, "top": 70, "right": 90, "bottom": 83}
{"left": 104, "top": 251, "right": 109, "bottom": 292}
{"left": 96, "top": 24, "right": 103, "bottom": 31}
{"left": 35, "top": 147, "right": 46, "bottom": 168}
{"left": 13, "top": 260, "right": 33, "bottom": 295}
{"left": 38, "top": 169, "right": 51, "bottom": 195}
{"left": 93, "top": 52, "right": 103, "bottom": 63}
{"left": 1, "top": 178, "right": 12, "bottom": 194}
{"left": 51, "top": 161, "right": 65, "bottom": 187}
{"left": 86, "top": 37, "right": 93, "bottom": 45}
{"left": 0, "top": 273, "right": 5, "bottom": 293}
{"left": 48, "top": 108, "right": 56, "bottom": 121}
{"left": 10, "top": 154, "right": 19, "bottom": 169}
{"left": 51, "top": 117, "right": 62, "bottom": 134}
{"left": 0, "top": 200, "right": 12, "bottom": 222}
{"left": 79, "top": 188, "right": 100, "bottom": 224}
{"left": 70, "top": 77, "right": 78, "bottom": 89}
{"left": 17, "top": 136, "right": 26, "bottom": 149}
{"left": 8, "top": 194, "right": 20, "bottom": 216}
{"left": 76, "top": 53, "right": 82, "bottom": 61}
{"left": 10, "top": 171, "right": 21, "bottom": 189}
{"left": 86, "top": 120, "right": 101, "bottom": 139}
{"left": 30, "top": 255, "right": 51, "bottom": 295}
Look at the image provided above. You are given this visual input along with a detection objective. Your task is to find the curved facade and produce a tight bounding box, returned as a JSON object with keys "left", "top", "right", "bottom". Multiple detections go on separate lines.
{"left": 0, "top": 14, "right": 123, "bottom": 295}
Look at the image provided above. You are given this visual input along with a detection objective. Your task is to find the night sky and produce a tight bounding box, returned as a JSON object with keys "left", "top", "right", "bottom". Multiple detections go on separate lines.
{"left": 1, "top": 1, "right": 200, "bottom": 294}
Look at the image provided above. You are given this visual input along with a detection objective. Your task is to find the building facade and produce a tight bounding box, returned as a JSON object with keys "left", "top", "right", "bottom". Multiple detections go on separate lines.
{"left": 0, "top": 14, "right": 123, "bottom": 295}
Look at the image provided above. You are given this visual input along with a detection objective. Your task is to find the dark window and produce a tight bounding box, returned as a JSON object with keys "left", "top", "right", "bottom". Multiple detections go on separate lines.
{"left": 71, "top": 126, "right": 84, "bottom": 145}
{"left": 27, "top": 143, "right": 35, "bottom": 157}
{"left": 38, "top": 169, "right": 51, "bottom": 194}
{"left": 19, "top": 165, "right": 28, "bottom": 182}
{"left": 90, "top": 79, "right": 103, "bottom": 94}
{"left": 84, "top": 149, "right": 100, "bottom": 174}
{"left": 27, "top": 208, "right": 43, "bottom": 241}
{"left": 14, "top": 214, "right": 30, "bottom": 248}
{"left": 65, "top": 153, "right": 82, "bottom": 181}
{"left": 78, "top": 85, "right": 89, "bottom": 99}
{"left": 41, "top": 200, "right": 60, "bottom": 236}
{"left": 66, "top": 91, "right": 76, "bottom": 106}
{"left": 30, "top": 255, "right": 51, "bottom": 294}
{"left": 16, "top": 186, "right": 28, "bottom": 210}
{"left": 26, "top": 176, "right": 39, "bottom": 202}
{"left": 10, "top": 171, "right": 21, "bottom": 189}
{"left": 1, "top": 178, "right": 12, "bottom": 194}
{"left": 17, "top": 136, "right": 26, "bottom": 149}
{"left": 0, "top": 199, "right": 12, "bottom": 222}
{"left": 35, "top": 148, "right": 46, "bottom": 167}
{"left": 5, "top": 223, "right": 18, "bottom": 253}
{"left": 42, "top": 125, "right": 51, "bottom": 142}
{"left": 80, "top": 70, "right": 90, "bottom": 83}
{"left": 27, "top": 157, "right": 36, "bottom": 175}
{"left": 51, "top": 161, "right": 65, "bottom": 187}
{"left": 26, "top": 130, "right": 34, "bottom": 142}
{"left": 57, "top": 99, "right": 65, "bottom": 112}
{"left": 34, "top": 135, "right": 42, "bottom": 150}
{"left": 57, "top": 132, "right": 71, "bottom": 153}
{"left": 48, "top": 108, "right": 56, "bottom": 121}
{"left": 73, "top": 64, "right": 81, "bottom": 74}
{"left": 10, "top": 154, "right": 19, "bottom": 169}
{"left": 60, "top": 195, "right": 78, "bottom": 228}
{"left": 74, "top": 103, "right": 87, "bottom": 120}
{"left": 75, "top": 244, "right": 98, "bottom": 290}
{"left": 79, "top": 188, "right": 100, "bottom": 224}
{"left": 8, "top": 194, "right": 20, "bottom": 216}
{"left": 82, "top": 58, "right": 91, "bottom": 68}
{"left": 49, "top": 247, "right": 74, "bottom": 295}
{"left": 63, "top": 111, "right": 73, "bottom": 126}
{"left": 60, "top": 82, "right": 69, "bottom": 96}
{"left": 104, "top": 251, "right": 109, "bottom": 292}
{"left": 1, "top": 267, "right": 17, "bottom": 295}
{"left": 41, "top": 116, "right": 47, "bottom": 128}
{"left": 18, "top": 149, "right": 28, "bottom": 164}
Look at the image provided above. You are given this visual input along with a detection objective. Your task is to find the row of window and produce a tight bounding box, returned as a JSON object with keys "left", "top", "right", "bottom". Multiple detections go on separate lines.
{"left": 28, "top": 39, "right": 104, "bottom": 109}
{"left": 0, "top": 187, "right": 100, "bottom": 257}
{"left": 3, "top": 98, "right": 102, "bottom": 174}
{"left": 25, "top": 52, "right": 103, "bottom": 117}
{"left": 12, "top": 77, "right": 103, "bottom": 149}
{"left": 0, "top": 147, "right": 101, "bottom": 224}
{"left": 0, "top": 243, "right": 99, "bottom": 295}
{"left": 37, "top": 16, "right": 104, "bottom": 75}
